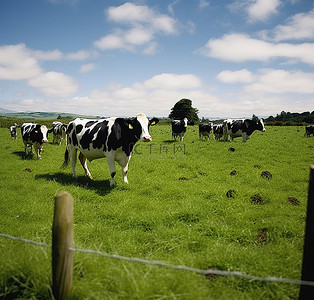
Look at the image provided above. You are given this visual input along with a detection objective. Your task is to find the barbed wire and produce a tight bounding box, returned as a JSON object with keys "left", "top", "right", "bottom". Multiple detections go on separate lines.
{"left": 1, "top": 232, "right": 314, "bottom": 287}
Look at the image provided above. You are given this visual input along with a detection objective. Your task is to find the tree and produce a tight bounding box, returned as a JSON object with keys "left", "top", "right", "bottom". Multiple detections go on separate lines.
{"left": 168, "top": 99, "right": 199, "bottom": 124}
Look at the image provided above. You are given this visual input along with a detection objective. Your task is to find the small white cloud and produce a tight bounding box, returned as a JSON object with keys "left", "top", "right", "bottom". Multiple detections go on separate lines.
{"left": 144, "top": 73, "right": 202, "bottom": 90}
{"left": 248, "top": 0, "right": 281, "bottom": 22}
{"left": 66, "top": 50, "right": 90, "bottom": 60}
{"left": 245, "top": 69, "right": 314, "bottom": 94}
{"left": 217, "top": 69, "right": 254, "bottom": 83}
{"left": 0, "top": 44, "right": 42, "bottom": 80}
{"left": 95, "top": 2, "right": 178, "bottom": 54}
{"left": 32, "top": 49, "right": 63, "bottom": 60}
{"left": 79, "top": 63, "right": 96, "bottom": 73}
{"left": 264, "top": 8, "right": 314, "bottom": 41}
{"left": 199, "top": 0, "right": 210, "bottom": 10}
{"left": 27, "top": 71, "right": 78, "bottom": 97}
{"left": 198, "top": 33, "right": 314, "bottom": 65}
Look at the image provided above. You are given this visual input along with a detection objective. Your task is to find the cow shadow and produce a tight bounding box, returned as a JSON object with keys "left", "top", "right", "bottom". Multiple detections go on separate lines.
{"left": 162, "top": 139, "right": 176, "bottom": 144}
{"left": 35, "top": 172, "right": 112, "bottom": 197}
{"left": 13, "top": 151, "right": 34, "bottom": 160}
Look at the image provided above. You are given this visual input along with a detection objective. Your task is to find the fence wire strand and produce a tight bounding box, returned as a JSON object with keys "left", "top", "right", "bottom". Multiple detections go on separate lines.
{"left": 1, "top": 232, "right": 314, "bottom": 287}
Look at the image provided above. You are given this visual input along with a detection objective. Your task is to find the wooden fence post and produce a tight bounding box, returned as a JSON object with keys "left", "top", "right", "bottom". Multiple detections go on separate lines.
{"left": 52, "top": 191, "right": 74, "bottom": 300}
{"left": 299, "top": 165, "right": 314, "bottom": 299}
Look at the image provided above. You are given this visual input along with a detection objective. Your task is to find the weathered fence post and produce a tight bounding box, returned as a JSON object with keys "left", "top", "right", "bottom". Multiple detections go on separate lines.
{"left": 299, "top": 165, "right": 314, "bottom": 299}
{"left": 52, "top": 191, "right": 74, "bottom": 300}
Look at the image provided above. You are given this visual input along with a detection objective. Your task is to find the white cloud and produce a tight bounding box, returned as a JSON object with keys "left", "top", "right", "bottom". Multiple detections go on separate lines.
{"left": 217, "top": 69, "right": 254, "bottom": 83}
{"left": 95, "top": 2, "right": 178, "bottom": 53}
{"left": 32, "top": 49, "right": 63, "bottom": 60}
{"left": 144, "top": 73, "right": 202, "bottom": 90}
{"left": 94, "top": 31, "right": 130, "bottom": 51}
{"left": 66, "top": 50, "right": 90, "bottom": 60}
{"left": 199, "top": 33, "right": 314, "bottom": 65}
{"left": 27, "top": 71, "right": 78, "bottom": 97}
{"left": 0, "top": 44, "right": 42, "bottom": 80}
{"left": 263, "top": 8, "right": 314, "bottom": 41}
{"left": 247, "top": 0, "right": 281, "bottom": 22}
{"left": 245, "top": 69, "right": 314, "bottom": 94}
{"left": 199, "top": 0, "right": 210, "bottom": 10}
{"left": 79, "top": 63, "right": 96, "bottom": 73}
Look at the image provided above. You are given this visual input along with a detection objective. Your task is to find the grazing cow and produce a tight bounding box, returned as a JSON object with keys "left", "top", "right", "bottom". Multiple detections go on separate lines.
{"left": 213, "top": 124, "right": 224, "bottom": 140}
{"left": 199, "top": 123, "right": 213, "bottom": 141}
{"left": 62, "top": 113, "right": 159, "bottom": 186}
{"left": 48, "top": 121, "right": 67, "bottom": 145}
{"left": 172, "top": 118, "right": 188, "bottom": 141}
{"left": 305, "top": 125, "right": 314, "bottom": 137}
{"left": 21, "top": 123, "right": 48, "bottom": 158}
{"left": 223, "top": 118, "right": 266, "bottom": 142}
{"left": 9, "top": 123, "right": 18, "bottom": 140}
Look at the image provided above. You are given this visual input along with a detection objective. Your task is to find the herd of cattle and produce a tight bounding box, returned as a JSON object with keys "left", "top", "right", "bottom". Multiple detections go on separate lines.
{"left": 8, "top": 115, "right": 314, "bottom": 186}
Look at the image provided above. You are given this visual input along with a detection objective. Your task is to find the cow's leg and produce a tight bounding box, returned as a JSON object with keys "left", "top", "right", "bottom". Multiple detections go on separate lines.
{"left": 78, "top": 152, "right": 92, "bottom": 179}
{"left": 116, "top": 151, "right": 130, "bottom": 184}
{"left": 242, "top": 133, "right": 249, "bottom": 142}
{"left": 69, "top": 148, "right": 78, "bottom": 178}
{"left": 24, "top": 141, "right": 28, "bottom": 156}
{"left": 106, "top": 152, "right": 116, "bottom": 186}
{"left": 34, "top": 143, "right": 42, "bottom": 159}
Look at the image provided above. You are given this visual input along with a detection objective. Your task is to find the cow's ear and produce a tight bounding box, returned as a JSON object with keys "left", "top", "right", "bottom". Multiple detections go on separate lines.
{"left": 125, "top": 119, "right": 134, "bottom": 130}
{"left": 149, "top": 118, "right": 159, "bottom": 126}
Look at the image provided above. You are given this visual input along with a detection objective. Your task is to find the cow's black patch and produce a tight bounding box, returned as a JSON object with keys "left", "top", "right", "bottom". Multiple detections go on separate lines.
{"left": 71, "top": 131, "right": 78, "bottom": 146}
{"left": 172, "top": 120, "right": 187, "bottom": 134}
{"left": 85, "top": 121, "right": 97, "bottom": 128}
{"left": 80, "top": 120, "right": 109, "bottom": 151}
{"left": 67, "top": 123, "right": 73, "bottom": 134}
{"left": 76, "top": 124, "right": 83, "bottom": 134}
{"left": 107, "top": 118, "right": 140, "bottom": 155}
{"left": 22, "top": 124, "right": 43, "bottom": 143}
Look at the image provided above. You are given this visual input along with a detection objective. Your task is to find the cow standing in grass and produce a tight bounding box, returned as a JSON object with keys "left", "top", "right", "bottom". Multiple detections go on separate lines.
{"left": 9, "top": 123, "right": 18, "bottom": 140}
{"left": 62, "top": 113, "right": 159, "bottom": 186}
{"left": 213, "top": 124, "right": 224, "bottom": 140}
{"left": 21, "top": 123, "right": 49, "bottom": 159}
{"left": 223, "top": 118, "right": 266, "bottom": 142}
{"left": 172, "top": 118, "right": 188, "bottom": 141}
{"left": 199, "top": 123, "right": 213, "bottom": 141}
{"left": 49, "top": 121, "right": 67, "bottom": 145}
{"left": 305, "top": 125, "right": 314, "bottom": 137}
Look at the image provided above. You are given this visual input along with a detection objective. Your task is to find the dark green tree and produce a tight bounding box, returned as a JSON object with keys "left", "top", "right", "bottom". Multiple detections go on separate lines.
{"left": 168, "top": 99, "right": 199, "bottom": 124}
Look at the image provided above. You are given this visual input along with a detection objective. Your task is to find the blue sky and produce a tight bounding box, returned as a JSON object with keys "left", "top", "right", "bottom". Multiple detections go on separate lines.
{"left": 0, "top": 0, "right": 313, "bottom": 118}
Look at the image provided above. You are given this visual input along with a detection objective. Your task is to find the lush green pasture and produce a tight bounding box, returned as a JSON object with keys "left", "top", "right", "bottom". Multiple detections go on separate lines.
{"left": 0, "top": 124, "right": 313, "bottom": 299}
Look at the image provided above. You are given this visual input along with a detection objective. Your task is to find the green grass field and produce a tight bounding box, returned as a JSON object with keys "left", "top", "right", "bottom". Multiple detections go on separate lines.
{"left": 0, "top": 123, "right": 313, "bottom": 299}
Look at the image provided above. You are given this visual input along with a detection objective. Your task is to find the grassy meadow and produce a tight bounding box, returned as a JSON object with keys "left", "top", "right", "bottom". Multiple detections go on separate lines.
{"left": 0, "top": 122, "right": 313, "bottom": 299}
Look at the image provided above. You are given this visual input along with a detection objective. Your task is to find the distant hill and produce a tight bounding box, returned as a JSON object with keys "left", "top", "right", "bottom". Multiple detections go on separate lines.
{"left": 0, "top": 111, "right": 96, "bottom": 120}
{"left": 0, "top": 107, "right": 16, "bottom": 114}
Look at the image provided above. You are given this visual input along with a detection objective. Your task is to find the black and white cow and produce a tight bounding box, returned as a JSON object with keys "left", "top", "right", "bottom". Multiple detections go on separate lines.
{"left": 223, "top": 118, "right": 266, "bottom": 142}
{"left": 172, "top": 118, "right": 188, "bottom": 141}
{"left": 213, "top": 124, "right": 224, "bottom": 140}
{"left": 305, "top": 125, "right": 314, "bottom": 137}
{"left": 21, "top": 123, "right": 49, "bottom": 158}
{"left": 199, "top": 123, "right": 213, "bottom": 141}
{"left": 9, "top": 123, "right": 18, "bottom": 140}
{"left": 48, "top": 121, "right": 67, "bottom": 145}
{"left": 62, "top": 113, "right": 159, "bottom": 186}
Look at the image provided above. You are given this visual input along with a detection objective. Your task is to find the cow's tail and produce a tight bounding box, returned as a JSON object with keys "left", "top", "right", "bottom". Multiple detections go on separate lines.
{"left": 61, "top": 148, "right": 69, "bottom": 168}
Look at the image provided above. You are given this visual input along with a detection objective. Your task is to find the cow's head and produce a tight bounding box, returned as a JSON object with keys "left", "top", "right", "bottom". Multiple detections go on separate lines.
{"left": 183, "top": 118, "right": 188, "bottom": 127}
{"left": 32, "top": 125, "right": 48, "bottom": 143}
{"left": 257, "top": 119, "right": 266, "bottom": 132}
{"left": 126, "top": 113, "right": 159, "bottom": 142}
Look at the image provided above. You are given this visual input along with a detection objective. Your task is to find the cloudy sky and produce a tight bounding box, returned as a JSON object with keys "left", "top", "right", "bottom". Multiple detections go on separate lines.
{"left": 0, "top": 0, "right": 313, "bottom": 118}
